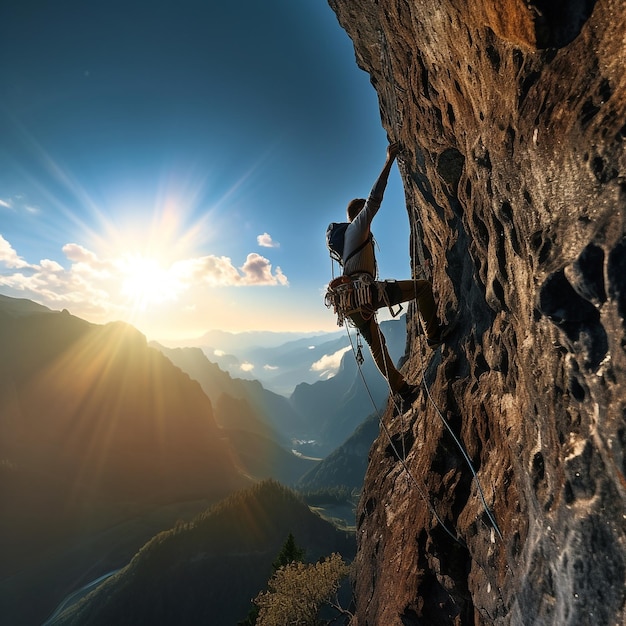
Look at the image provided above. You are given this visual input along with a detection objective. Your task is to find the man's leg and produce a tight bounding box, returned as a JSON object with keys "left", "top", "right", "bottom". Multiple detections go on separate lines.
{"left": 384, "top": 279, "right": 440, "bottom": 341}
{"left": 357, "top": 315, "right": 406, "bottom": 392}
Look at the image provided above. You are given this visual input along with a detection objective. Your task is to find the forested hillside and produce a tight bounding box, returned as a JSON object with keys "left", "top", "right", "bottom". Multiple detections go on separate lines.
{"left": 53, "top": 481, "right": 356, "bottom": 625}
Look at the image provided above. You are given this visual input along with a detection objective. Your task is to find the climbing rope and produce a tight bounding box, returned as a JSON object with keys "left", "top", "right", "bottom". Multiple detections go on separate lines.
{"left": 415, "top": 341, "right": 503, "bottom": 541}
{"left": 408, "top": 194, "right": 503, "bottom": 542}
{"left": 345, "top": 324, "right": 466, "bottom": 548}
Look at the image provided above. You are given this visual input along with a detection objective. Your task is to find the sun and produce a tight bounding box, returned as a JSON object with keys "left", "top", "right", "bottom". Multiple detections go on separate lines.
{"left": 119, "top": 253, "right": 177, "bottom": 310}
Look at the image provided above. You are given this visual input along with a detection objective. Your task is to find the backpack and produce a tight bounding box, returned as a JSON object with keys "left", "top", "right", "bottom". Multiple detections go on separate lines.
{"left": 326, "top": 222, "right": 373, "bottom": 267}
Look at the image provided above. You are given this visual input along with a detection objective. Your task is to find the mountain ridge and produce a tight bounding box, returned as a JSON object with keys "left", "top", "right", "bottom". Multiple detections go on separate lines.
{"left": 0, "top": 299, "right": 249, "bottom": 625}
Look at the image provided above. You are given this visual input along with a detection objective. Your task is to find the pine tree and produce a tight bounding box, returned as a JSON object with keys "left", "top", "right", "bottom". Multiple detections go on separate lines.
{"left": 238, "top": 532, "right": 306, "bottom": 625}
{"left": 271, "top": 532, "right": 305, "bottom": 572}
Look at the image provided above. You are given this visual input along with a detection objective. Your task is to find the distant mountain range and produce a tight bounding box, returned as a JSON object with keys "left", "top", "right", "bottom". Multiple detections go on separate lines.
{"left": 161, "top": 326, "right": 377, "bottom": 396}
{"left": 155, "top": 317, "right": 406, "bottom": 457}
{"left": 289, "top": 318, "right": 406, "bottom": 455}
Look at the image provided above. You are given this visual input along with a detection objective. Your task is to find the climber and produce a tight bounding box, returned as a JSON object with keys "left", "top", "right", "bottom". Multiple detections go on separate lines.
{"left": 326, "top": 142, "right": 452, "bottom": 405}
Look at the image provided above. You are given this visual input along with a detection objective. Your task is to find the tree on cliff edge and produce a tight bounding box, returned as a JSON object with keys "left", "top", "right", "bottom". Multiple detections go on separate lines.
{"left": 254, "top": 553, "right": 351, "bottom": 626}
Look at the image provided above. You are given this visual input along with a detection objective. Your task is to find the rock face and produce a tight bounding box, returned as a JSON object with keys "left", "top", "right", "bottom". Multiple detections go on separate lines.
{"left": 328, "top": 1, "right": 626, "bottom": 624}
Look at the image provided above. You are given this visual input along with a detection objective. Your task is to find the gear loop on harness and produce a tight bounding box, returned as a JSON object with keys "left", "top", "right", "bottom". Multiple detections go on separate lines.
{"left": 324, "top": 272, "right": 375, "bottom": 327}
{"left": 325, "top": 273, "right": 404, "bottom": 327}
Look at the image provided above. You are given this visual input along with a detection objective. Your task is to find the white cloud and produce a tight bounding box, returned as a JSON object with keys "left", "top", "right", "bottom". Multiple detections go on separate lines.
{"left": 263, "top": 364, "right": 279, "bottom": 371}
{"left": 310, "top": 346, "right": 351, "bottom": 373}
{"left": 240, "top": 362, "right": 255, "bottom": 372}
{"left": 0, "top": 235, "right": 32, "bottom": 269}
{"left": 174, "top": 252, "right": 288, "bottom": 287}
{"left": 0, "top": 235, "right": 290, "bottom": 328}
{"left": 0, "top": 199, "right": 12, "bottom": 209}
{"left": 240, "top": 253, "right": 288, "bottom": 286}
{"left": 257, "top": 232, "right": 279, "bottom": 248}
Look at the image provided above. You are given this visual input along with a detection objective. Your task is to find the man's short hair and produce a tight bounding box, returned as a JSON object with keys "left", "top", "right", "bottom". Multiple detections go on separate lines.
{"left": 347, "top": 198, "right": 366, "bottom": 221}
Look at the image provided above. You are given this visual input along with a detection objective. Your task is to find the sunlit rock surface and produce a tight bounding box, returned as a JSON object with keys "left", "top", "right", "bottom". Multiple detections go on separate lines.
{"left": 328, "top": 0, "right": 626, "bottom": 623}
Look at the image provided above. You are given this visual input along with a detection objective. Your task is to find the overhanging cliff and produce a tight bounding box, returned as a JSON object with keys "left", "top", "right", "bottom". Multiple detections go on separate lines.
{"left": 327, "top": 1, "right": 626, "bottom": 624}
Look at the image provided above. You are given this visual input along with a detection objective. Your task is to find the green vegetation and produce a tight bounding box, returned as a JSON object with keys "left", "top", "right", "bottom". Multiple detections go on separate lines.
{"left": 299, "top": 486, "right": 358, "bottom": 506}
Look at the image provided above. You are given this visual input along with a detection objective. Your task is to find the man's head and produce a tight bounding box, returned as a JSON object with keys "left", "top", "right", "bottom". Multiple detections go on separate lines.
{"left": 346, "top": 198, "right": 366, "bottom": 222}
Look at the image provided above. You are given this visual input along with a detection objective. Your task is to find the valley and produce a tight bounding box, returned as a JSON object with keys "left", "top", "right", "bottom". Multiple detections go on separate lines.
{"left": 0, "top": 295, "right": 406, "bottom": 624}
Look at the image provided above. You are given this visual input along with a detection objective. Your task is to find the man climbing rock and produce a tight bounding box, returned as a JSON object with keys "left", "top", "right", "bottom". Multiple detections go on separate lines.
{"left": 326, "top": 143, "right": 452, "bottom": 405}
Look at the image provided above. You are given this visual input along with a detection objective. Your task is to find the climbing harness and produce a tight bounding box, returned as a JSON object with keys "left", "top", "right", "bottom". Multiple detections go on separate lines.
{"left": 324, "top": 273, "right": 375, "bottom": 327}
{"left": 325, "top": 274, "right": 405, "bottom": 328}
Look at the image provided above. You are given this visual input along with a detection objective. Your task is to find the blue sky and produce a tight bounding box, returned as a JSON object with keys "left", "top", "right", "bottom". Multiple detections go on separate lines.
{"left": 0, "top": 0, "right": 410, "bottom": 340}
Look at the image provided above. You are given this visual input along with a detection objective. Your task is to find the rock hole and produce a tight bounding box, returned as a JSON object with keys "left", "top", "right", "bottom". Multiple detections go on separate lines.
{"left": 510, "top": 232, "right": 522, "bottom": 257}
{"left": 433, "top": 106, "right": 443, "bottom": 129}
{"left": 493, "top": 215, "right": 509, "bottom": 280}
{"left": 385, "top": 430, "right": 415, "bottom": 461}
{"left": 472, "top": 213, "right": 490, "bottom": 247}
{"left": 539, "top": 270, "right": 608, "bottom": 370}
{"left": 531, "top": 231, "right": 552, "bottom": 264}
{"left": 519, "top": 70, "right": 541, "bottom": 105}
{"left": 568, "top": 374, "right": 586, "bottom": 401}
{"left": 580, "top": 98, "right": 601, "bottom": 126}
{"left": 511, "top": 531, "right": 521, "bottom": 557}
{"left": 486, "top": 44, "right": 501, "bottom": 72}
{"left": 567, "top": 243, "right": 606, "bottom": 305}
{"left": 447, "top": 102, "right": 455, "bottom": 125}
{"left": 492, "top": 277, "right": 506, "bottom": 311}
{"left": 436, "top": 147, "right": 465, "bottom": 189}
{"left": 598, "top": 77, "right": 613, "bottom": 103}
{"left": 592, "top": 155, "right": 618, "bottom": 183}
{"left": 499, "top": 345, "right": 509, "bottom": 377}
{"left": 523, "top": 189, "right": 533, "bottom": 205}
{"left": 530, "top": 231, "right": 552, "bottom": 264}
{"left": 475, "top": 147, "right": 491, "bottom": 170}
{"left": 500, "top": 201, "right": 513, "bottom": 223}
